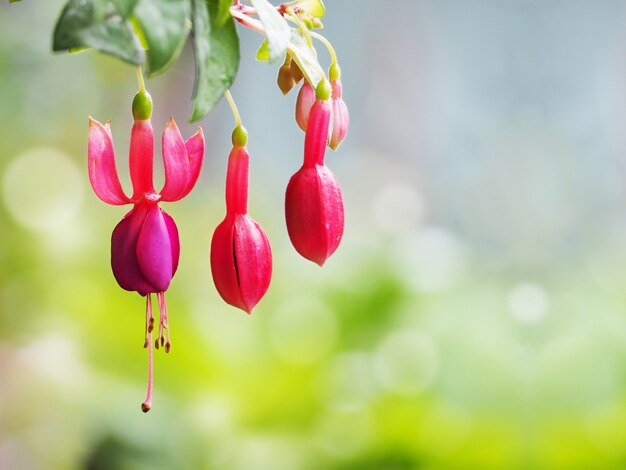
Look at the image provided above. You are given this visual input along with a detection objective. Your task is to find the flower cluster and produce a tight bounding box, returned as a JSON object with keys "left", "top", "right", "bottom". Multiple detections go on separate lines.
{"left": 87, "top": 2, "right": 349, "bottom": 413}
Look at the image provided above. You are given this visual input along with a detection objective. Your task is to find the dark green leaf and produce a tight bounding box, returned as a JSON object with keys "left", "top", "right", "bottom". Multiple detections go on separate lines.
{"left": 250, "top": 0, "right": 290, "bottom": 62}
{"left": 133, "top": 0, "right": 190, "bottom": 77}
{"left": 189, "top": 0, "right": 240, "bottom": 122}
{"left": 8, "top": 0, "right": 22, "bottom": 3}
{"left": 53, "top": 0, "right": 145, "bottom": 65}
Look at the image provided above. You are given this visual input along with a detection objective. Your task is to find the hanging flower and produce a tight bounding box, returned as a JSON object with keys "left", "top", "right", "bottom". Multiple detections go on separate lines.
{"left": 286, "top": 80, "right": 344, "bottom": 266}
{"left": 328, "top": 65, "right": 349, "bottom": 150}
{"left": 88, "top": 89, "right": 204, "bottom": 412}
{"left": 211, "top": 126, "right": 272, "bottom": 314}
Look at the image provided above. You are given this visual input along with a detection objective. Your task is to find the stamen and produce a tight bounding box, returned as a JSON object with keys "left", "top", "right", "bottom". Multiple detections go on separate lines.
{"left": 158, "top": 292, "right": 172, "bottom": 354}
{"left": 141, "top": 296, "right": 154, "bottom": 413}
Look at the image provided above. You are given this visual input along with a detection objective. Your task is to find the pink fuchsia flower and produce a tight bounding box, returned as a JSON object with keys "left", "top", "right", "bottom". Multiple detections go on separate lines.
{"left": 286, "top": 80, "right": 344, "bottom": 266}
{"left": 328, "top": 71, "right": 349, "bottom": 150}
{"left": 295, "top": 81, "right": 316, "bottom": 132}
{"left": 88, "top": 90, "right": 204, "bottom": 412}
{"left": 211, "top": 127, "right": 272, "bottom": 314}
{"left": 295, "top": 66, "right": 349, "bottom": 151}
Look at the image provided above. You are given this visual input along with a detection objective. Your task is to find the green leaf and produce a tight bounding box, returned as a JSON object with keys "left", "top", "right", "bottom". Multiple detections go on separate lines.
{"left": 133, "top": 0, "right": 190, "bottom": 76}
{"left": 287, "top": 30, "right": 323, "bottom": 88}
{"left": 255, "top": 39, "right": 270, "bottom": 62}
{"left": 189, "top": 0, "right": 240, "bottom": 122}
{"left": 111, "top": 0, "right": 138, "bottom": 17}
{"left": 250, "top": 0, "right": 290, "bottom": 62}
{"left": 8, "top": 0, "right": 22, "bottom": 3}
{"left": 53, "top": 0, "right": 145, "bottom": 65}
{"left": 214, "top": 0, "right": 232, "bottom": 27}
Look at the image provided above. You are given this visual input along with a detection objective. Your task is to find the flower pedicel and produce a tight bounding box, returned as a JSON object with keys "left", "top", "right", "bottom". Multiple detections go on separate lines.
{"left": 88, "top": 87, "right": 204, "bottom": 412}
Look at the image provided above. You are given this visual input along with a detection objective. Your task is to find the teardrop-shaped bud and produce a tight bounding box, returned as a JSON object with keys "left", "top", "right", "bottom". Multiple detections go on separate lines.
{"left": 285, "top": 165, "right": 344, "bottom": 266}
{"left": 290, "top": 60, "right": 304, "bottom": 84}
{"left": 295, "top": 81, "right": 316, "bottom": 132}
{"left": 329, "top": 79, "right": 349, "bottom": 150}
{"left": 210, "top": 141, "right": 272, "bottom": 313}
{"left": 211, "top": 214, "right": 272, "bottom": 313}
{"left": 277, "top": 61, "right": 296, "bottom": 95}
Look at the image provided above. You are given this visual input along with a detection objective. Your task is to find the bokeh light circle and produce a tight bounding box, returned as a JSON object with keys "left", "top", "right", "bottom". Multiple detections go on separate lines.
{"left": 269, "top": 297, "right": 338, "bottom": 365}
{"left": 3, "top": 147, "right": 84, "bottom": 231}
{"left": 373, "top": 330, "right": 439, "bottom": 395}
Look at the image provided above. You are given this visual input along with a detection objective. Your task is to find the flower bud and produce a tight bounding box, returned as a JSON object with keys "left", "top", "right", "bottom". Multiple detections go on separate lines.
{"left": 132, "top": 90, "right": 153, "bottom": 121}
{"left": 286, "top": 97, "right": 344, "bottom": 265}
{"left": 295, "top": 81, "right": 316, "bottom": 132}
{"left": 329, "top": 79, "right": 349, "bottom": 150}
{"left": 277, "top": 60, "right": 296, "bottom": 95}
{"left": 290, "top": 60, "right": 304, "bottom": 83}
{"left": 211, "top": 144, "right": 272, "bottom": 313}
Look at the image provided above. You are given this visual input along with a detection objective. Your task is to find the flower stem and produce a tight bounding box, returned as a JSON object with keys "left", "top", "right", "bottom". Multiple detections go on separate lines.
{"left": 141, "top": 294, "right": 154, "bottom": 413}
{"left": 285, "top": 7, "right": 312, "bottom": 48}
{"left": 135, "top": 66, "right": 146, "bottom": 93}
{"left": 309, "top": 31, "right": 338, "bottom": 67}
{"left": 224, "top": 89, "right": 242, "bottom": 128}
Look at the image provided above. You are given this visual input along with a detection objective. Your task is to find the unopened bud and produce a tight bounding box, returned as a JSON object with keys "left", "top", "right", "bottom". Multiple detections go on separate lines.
{"left": 277, "top": 63, "right": 296, "bottom": 95}
{"left": 290, "top": 60, "right": 304, "bottom": 83}
{"left": 295, "top": 81, "right": 316, "bottom": 131}
{"left": 132, "top": 90, "right": 153, "bottom": 121}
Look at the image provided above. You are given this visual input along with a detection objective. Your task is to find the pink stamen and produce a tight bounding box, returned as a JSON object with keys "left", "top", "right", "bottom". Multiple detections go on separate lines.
{"left": 141, "top": 295, "right": 154, "bottom": 413}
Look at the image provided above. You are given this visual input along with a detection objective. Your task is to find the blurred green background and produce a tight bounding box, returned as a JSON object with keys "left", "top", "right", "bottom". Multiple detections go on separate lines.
{"left": 3, "top": 1, "right": 626, "bottom": 469}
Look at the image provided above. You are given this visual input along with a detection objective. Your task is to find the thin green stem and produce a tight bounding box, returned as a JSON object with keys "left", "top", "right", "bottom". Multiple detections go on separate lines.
{"left": 135, "top": 65, "right": 146, "bottom": 92}
{"left": 285, "top": 7, "right": 312, "bottom": 48}
{"left": 309, "top": 31, "right": 337, "bottom": 67}
{"left": 224, "top": 89, "right": 242, "bottom": 128}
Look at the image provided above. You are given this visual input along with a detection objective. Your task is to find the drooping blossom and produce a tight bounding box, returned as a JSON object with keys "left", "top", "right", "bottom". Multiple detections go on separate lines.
{"left": 286, "top": 80, "right": 344, "bottom": 266}
{"left": 211, "top": 126, "right": 272, "bottom": 314}
{"left": 295, "top": 80, "right": 316, "bottom": 132}
{"left": 88, "top": 90, "right": 204, "bottom": 412}
{"left": 295, "top": 66, "right": 349, "bottom": 151}
{"left": 328, "top": 70, "right": 349, "bottom": 150}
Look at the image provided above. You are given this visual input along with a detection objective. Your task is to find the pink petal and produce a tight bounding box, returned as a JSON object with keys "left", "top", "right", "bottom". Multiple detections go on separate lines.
{"left": 210, "top": 214, "right": 272, "bottom": 314}
{"left": 136, "top": 205, "right": 175, "bottom": 292}
{"left": 129, "top": 120, "right": 155, "bottom": 201}
{"left": 295, "top": 82, "right": 316, "bottom": 132}
{"left": 159, "top": 118, "right": 191, "bottom": 202}
{"left": 211, "top": 217, "right": 245, "bottom": 310}
{"left": 111, "top": 206, "right": 155, "bottom": 295}
{"left": 88, "top": 118, "right": 130, "bottom": 205}
{"left": 182, "top": 128, "right": 205, "bottom": 197}
{"left": 329, "top": 97, "right": 349, "bottom": 150}
{"left": 233, "top": 215, "right": 272, "bottom": 312}
{"left": 162, "top": 209, "right": 180, "bottom": 277}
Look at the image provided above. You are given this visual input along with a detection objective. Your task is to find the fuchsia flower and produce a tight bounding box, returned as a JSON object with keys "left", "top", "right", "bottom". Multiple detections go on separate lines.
{"left": 88, "top": 90, "right": 204, "bottom": 412}
{"left": 211, "top": 126, "right": 272, "bottom": 314}
{"left": 286, "top": 80, "right": 344, "bottom": 266}
{"left": 295, "top": 65, "right": 349, "bottom": 150}
{"left": 295, "top": 81, "right": 316, "bottom": 132}
{"left": 328, "top": 77, "right": 349, "bottom": 150}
